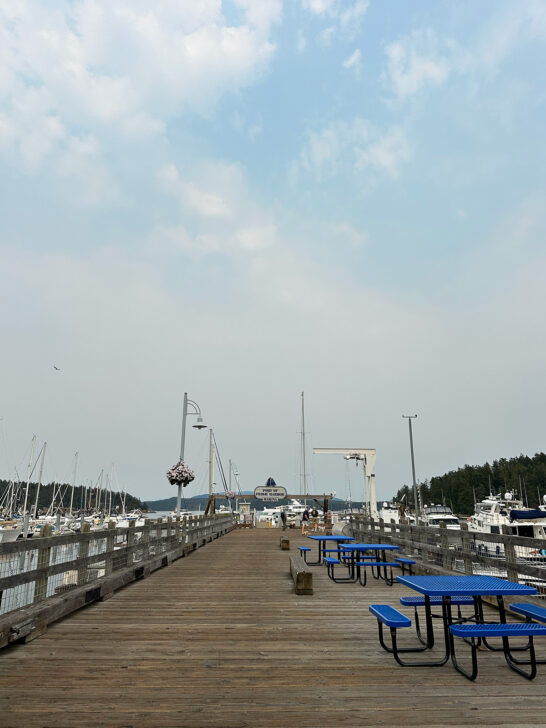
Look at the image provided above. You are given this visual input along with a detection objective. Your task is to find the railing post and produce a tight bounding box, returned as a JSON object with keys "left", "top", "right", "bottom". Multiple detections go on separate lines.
{"left": 378, "top": 517, "right": 385, "bottom": 541}
{"left": 144, "top": 518, "right": 152, "bottom": 559}
{"left": 105, "top": 521, "right": 116, "bottom": 576}
{"left": 127, "top": 520, "right": 135, "bottom": 566}
{"left": 389, "top": 519, "right": 397, "bottom": 546}
{"left": 502, "top": 525, "right": 520, "bottom": 583}
{"left": 78, "top": 523, "right": 91, "bottom": 586}
{"left": 439, "top": 522, "right": 451, "bottom": 570}
{"left": 459, "top": 523, "right": 474, "bottom": 575}
{"left": 166, "top": 517, "right": 172, "bottom": 549}
{"left": 419, "top": 523, "right": 431, "bottom": 566}
{"left": 34, "top": 523, "right": 52, "bottom": 603}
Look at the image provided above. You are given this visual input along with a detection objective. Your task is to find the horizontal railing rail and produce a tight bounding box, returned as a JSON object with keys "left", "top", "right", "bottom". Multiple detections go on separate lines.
{"left": 349, "top": 515, "right": 546, "bottom": 601}
{"left": 0, "top": 514, "right": 235, "bottom": 648}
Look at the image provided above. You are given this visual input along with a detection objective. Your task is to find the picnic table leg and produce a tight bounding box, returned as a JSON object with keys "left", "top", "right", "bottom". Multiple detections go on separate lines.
{"left": 480, "top": 596, "right": 531, "bottom": 653}
{"left": 423, "top": 595, "right": 436, "bottom": 649}
{"left": 306, "top": 540, "right": 322, "bottom": 566}
{"left": 380, "top": 618, "right": 450, "bottom": 666}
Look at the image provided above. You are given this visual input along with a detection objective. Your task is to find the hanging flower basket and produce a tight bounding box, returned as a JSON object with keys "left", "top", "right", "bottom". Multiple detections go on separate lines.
{"left": 166, "top": 460, "right": 195, "bottom": 486}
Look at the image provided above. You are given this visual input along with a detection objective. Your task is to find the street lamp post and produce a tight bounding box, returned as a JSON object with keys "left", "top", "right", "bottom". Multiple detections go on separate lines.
{"left": 402, "top": 414, "right": 419, "bottom": 520}
{"left": 177, "top": 392, "right": 207, "bottom": 516}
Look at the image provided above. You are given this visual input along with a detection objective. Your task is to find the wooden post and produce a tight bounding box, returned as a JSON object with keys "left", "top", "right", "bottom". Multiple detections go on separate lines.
{"left": 459, "top": 522, "right": 474, "bottom": 575}
{"left": 166, "top": 517, "right": 172, "bottom": 548}
{"left": 144, "top": 519, "right": 152, "bottom": 559}
{"left": 502, "top": 525, "right": 520, "bottom": 583}
{"left": 77, "top": 523, "right": 90, "bottom": 586}
{"left": 439, "top": 522, "right": 451, "bottom": 570}
{"left": 34, "top": 523, "right": 52, "bottom": 603}
{"left": 378, "top": 517, "right": 385, "bottom": 541}
{"left": 105, "top": 521, "right": 116, "bottom": 576}
{"left": 127, "top": 520, "right": 135, "bottom": 566}
{"left": 390, "top": 519, "right": 397, "bottom": 545}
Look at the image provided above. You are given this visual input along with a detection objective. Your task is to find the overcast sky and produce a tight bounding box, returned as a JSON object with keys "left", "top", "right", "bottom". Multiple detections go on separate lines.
{"left": 1, "top": 1, "right": 545, "bottom": 505}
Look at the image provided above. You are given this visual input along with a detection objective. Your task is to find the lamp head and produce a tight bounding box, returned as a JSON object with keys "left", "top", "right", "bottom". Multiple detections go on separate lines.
{"left": 192, "top": 416, "right": 207, "bottom": 430}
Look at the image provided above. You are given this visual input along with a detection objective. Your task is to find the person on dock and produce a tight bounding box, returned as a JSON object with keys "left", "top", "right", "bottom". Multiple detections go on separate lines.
{"left": 280, "top": 509, "right": 287, "bottom": 531}
{"left": 301, "top": 507, "right": 310, "bottom": 534}
{"left": 311, "top": 507, "right": 319, "bottom": 532}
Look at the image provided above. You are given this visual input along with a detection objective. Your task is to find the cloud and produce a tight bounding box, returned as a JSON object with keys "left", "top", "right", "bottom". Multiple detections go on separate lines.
{"left": 302, "top": 0, "right": 369, "bottom": 43}
{"left": 383, "top": 5, "right": 546, "bottom": 100}
{"left": 356, "top": 127, "right": 410, "bottom": 178}
{"left": 154, "top": 159, "right": 278, "bottom": 256}
{"left": 302, "top": 0, "right": 337, "bottom": 14}
{"left": 384, "top": 29, "right": 455, "bottom": 98}
{"left": 3, "top": 191, "right": 546, "bottom": 502}
{"left": 343, "top": 49, "right": 362, "bottom": 72}
{"left": 291, "top": 118, "right": 410, "bottom": 183}
{"left": 0, "top": 0, "right": 281, "bottom": 194}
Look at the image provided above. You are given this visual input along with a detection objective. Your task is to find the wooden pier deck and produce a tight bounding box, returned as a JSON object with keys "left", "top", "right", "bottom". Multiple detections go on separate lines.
{"left": 1, "top": 527, "right": 546, "bottom": 728}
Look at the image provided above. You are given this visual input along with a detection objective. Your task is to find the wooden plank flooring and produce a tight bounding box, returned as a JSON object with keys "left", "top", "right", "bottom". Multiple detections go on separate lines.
{"left": 1, "top": 527, "right": 546, "bottom": 727}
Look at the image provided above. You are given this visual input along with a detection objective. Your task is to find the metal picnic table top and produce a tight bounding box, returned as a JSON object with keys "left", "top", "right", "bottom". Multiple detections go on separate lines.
{"left": 397, "top": 574, "right": 537, "bottom": 597}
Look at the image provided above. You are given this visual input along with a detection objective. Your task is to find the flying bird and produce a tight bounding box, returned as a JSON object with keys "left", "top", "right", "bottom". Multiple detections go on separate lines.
{"left": 53, "top": 365, "right": 61, "bottom": 371}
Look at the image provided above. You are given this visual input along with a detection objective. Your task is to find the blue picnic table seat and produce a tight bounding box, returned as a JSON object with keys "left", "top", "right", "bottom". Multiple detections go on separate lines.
{"left": 323, "top": 556, "right": 356, "bottom": 584}
{"left": 509, "top": 603, "right": 546, "bottom": 623}
{"left": 358, "top": 560, "right": 400, "bottom": 587}
{"left": 399, "top": 594, "right": 476, "bottom": 646}
{"left": 369, "top": 604, "right": 411, "bottom": 629}
{"left": 298, "top": 546, "right": 311, "bottom": 562}
{"left": 395, "top": 556, "right": 416, "bottom": 575}
{"left": 449, "top": 622, "right": 546, "bottom": 681}
{"left": 369, "top": 604, "right": 444, "bottom": 667}
{"left": 400, "top": 595, "right": 473, "bottom": 606}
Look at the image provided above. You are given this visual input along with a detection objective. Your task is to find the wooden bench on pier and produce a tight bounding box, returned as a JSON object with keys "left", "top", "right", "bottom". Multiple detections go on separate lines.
{"left": 289, "top": 554, "right": 313, "bottom": 595}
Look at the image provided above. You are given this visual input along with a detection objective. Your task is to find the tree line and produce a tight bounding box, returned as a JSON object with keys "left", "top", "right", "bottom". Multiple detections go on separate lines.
{"left": 393, "top": 452, "right": 546, "bottom": 516}
{"left": 0, "top": 478, "right": 147, "bottom": 514}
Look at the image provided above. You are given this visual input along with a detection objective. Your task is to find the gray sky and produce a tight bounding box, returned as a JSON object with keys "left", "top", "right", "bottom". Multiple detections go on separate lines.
{"left": 1, "top": 1, "right": 545, "bottom": 503}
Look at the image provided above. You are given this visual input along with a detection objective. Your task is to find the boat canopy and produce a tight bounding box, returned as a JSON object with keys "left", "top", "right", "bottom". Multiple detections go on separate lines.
{"left": 510, "top": 509, "right": 546, "bottom": 521}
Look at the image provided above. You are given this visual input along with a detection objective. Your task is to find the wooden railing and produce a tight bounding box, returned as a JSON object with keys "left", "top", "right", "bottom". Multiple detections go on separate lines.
{"left": 0, "top": 514, "right": 235, "bottom": 648}
{"left": 349, "top": 515, "right": 546, "bottom": 602}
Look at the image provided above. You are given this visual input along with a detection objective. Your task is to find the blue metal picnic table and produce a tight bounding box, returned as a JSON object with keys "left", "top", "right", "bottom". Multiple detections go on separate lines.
{"left": 396, "top": 574, "right": 537, "bottom": 665}
{"left": 340, "top": 543, "right": 401, "bottom": 583}
{"left": 306, "top": 535, "right": 354, "bottom": 565}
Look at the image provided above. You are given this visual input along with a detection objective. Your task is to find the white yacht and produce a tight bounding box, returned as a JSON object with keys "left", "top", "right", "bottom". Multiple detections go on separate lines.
{"left": 378, "top": 501, "right": 416, "bottom": 525}
{"left": 421, "top": 504, "right": 460, "bottom": 530}
{"left": 469, "top": 492, "right": 546, "bottom": 558}
{"left": 0, "top": 521, "right": 23, "bottom": 542}
{"left": 258, "top": 499, "right": 314, "bottom": 524}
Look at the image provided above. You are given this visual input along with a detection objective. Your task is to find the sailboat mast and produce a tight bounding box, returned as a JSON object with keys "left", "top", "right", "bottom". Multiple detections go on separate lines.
{"left": 301, "top": 391, "right": 308, "bottom": 503}
{"left": 22, "top": 435, "right": 37, "bottom": 537}
{"left": 69, "top": 451, "right": 78, "bottom": 516}
{"left": 209, "top": 429, "right": 214, "bottom": 499}
{"left": 33, "top": 441, "right": 47, "bottom": 517}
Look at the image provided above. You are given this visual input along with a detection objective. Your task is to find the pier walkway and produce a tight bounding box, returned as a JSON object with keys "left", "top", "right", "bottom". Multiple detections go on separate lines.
{"left": 1, "top": 527, "right": 545, "bottom": 727}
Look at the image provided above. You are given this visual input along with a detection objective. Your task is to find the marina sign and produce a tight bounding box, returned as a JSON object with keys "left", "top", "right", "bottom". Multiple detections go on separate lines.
{"left": 254, "top": 485, "right": 287, "bottom": 502}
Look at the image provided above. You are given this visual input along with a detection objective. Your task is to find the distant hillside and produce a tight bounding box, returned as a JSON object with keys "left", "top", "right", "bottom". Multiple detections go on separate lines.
{"left": 393, "top": 452, "right": 546, "bottom": 516}
{"left": 146, "top": 494, "right": 351, "bottom": 512}
{"left": 0, "top": 479, "right": 147, "bottom": 513}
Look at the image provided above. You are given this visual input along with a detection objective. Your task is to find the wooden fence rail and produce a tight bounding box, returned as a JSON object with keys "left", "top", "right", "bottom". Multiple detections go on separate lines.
{"left": 349, "top": 515, "right": 546, "bottom": 601}
{"left": 0, "top": 514, "right": 235, "bottom": 649}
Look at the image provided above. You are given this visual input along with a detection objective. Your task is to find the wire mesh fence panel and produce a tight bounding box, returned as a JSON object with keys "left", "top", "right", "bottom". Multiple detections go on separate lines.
{"left": 0, "top": 514, "right": 234, "bottom": 619}
{"left": 349, "top": 515, "right": 546, "bottom": 599}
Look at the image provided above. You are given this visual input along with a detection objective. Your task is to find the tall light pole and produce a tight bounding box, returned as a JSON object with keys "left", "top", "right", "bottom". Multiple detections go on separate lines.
{"left": 177, "top": 392, "right": 207, "bottom": 516}
{"left": 402, "top": 414, "right": 419, "bottom": 520}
